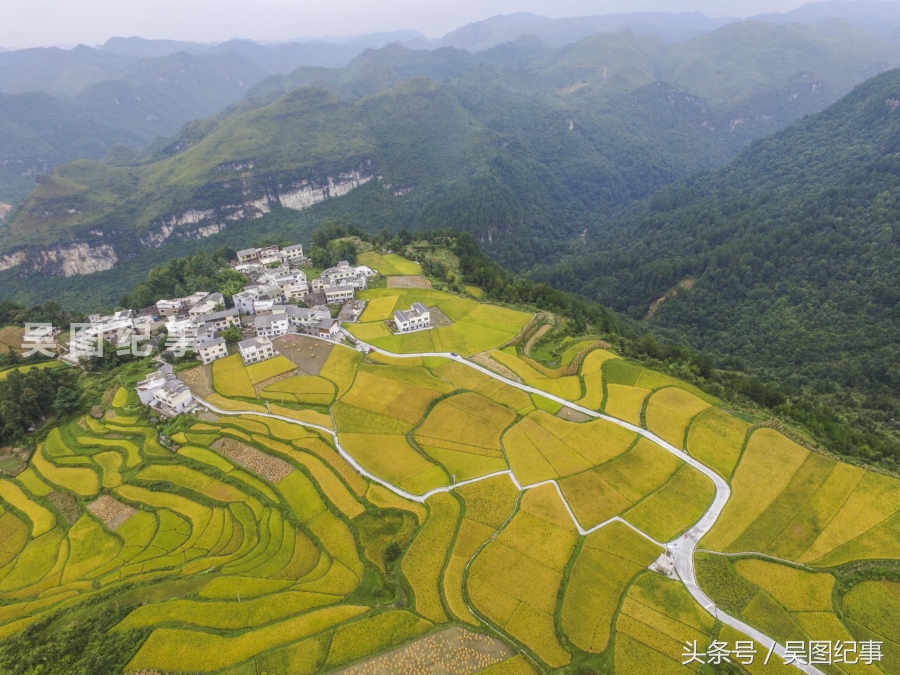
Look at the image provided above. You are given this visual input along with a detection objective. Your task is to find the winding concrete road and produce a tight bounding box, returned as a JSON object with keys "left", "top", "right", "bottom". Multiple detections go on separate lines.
{"left": 193, "top": 337, "right": 824, "bottom": 674}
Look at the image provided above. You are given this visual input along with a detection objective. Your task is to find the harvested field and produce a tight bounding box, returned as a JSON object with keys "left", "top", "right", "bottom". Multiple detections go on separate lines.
{"left": 87, "top": 495, "right": 136, "bottom": 529}
{"left": 47, "top": 491, "right": 80, "bottom": 524}
{"left": 274, "top": 334, "right": 336, "bottom": 377}
{"left": 387, "top": 275, "right": 432, "bottom": 289}
{"left": 332, "top": 625, "right": 513, "bottom": 675}
{"left": 179, "top": 365, "right": 214, "bottom": 398}
{"left": 556, "top": 407, "right": 591, "bottom": 422}
{"left": 469, "top": 353, "right": 518, "bottom": 380}
{"left": 212, "top": 438, "right": 294, "bottom": 483}
{"left": 0, "top": 327, "right": 24, "bottom": 351}
{"left": 523, "top": 324, "right": 551, "bottom": 356}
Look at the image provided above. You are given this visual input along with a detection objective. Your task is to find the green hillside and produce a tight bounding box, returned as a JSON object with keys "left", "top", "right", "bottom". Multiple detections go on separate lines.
{"left": 0, "top": 63, "right": 732, "bottom": 297}
{"left": 535, "top": 66, "right": 900, "bottom": 460}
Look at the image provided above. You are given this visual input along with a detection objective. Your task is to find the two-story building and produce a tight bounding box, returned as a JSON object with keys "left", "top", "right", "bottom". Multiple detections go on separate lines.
{"left": 155, "top": 299, "right": 184, "bottom": 317}
{"left": 238, "top": 336, "right": 276, "bottom": 365}
{"left": 394, "top": 302, "right": 431, "bottom": 333}
{"left": 196, "top": 337, "right": 228, "bottom": 365}
{"left": 254, "top": 314, "right": 290, "bottom": 338}
{"left": 194, "top": 308, "right": 240, "bottom": 336}
{"left": 154, "top": 379, "right": 194, "bottom": 414}
{"left": 324, "top": 285, "right": 355, "bottom": 304}
{"left": 282, "top": 243, "right": 305, "bottom": 263}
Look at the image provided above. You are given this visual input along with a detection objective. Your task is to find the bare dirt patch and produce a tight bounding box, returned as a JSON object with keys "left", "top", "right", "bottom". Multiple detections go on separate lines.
{"left": 48, "top": 491, "right": 80, "bottom": 524}
{"left": 556, "top": 407, "right": 592, "bottom": 423}
{"left": 332, "top": 625, "right": 514, "bottom": 675}
{"left": 470, "top": 353, "right": 518, "bottom": 381}
{"left": 646, "top": 278, "right": 695, "bottom": 319}
{"left": 0, "top": 327, "right": 24, "bottom": 351}
{"left": 196, "top": 411, "right": 220, "bottom": 423}
{"left": 87, "top": 495, "right": 136, "bottom": 530}
{"left": 429, "top": 307, "right": 454, "bottom": 328}
{"left": 387, "top": 275, "right": 432, "bottom": 289}
{"left": 179, "top": 364, "right": 214, "bottom": 398}
{"left": 212, "top": 437, "right": 294, "bottom": 483}
{"left": 273, "top": 334, "right": 334, "bottom": 376}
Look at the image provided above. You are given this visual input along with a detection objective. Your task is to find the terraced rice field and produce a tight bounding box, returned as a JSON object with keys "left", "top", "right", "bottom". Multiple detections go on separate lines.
{"left": 701, "top": 426, "right": 900, "bottom": 567}
{"left": 614, "top": 572, "right": 716, "bottom": 674}
{"left": 5, "top": 280, "right": 900, "bottom": 674}
{"left": 356, "top": 251, "right": 423, "bottom": 276}
{"left": 345, "top": 288, "right": 531, "bottom": 357}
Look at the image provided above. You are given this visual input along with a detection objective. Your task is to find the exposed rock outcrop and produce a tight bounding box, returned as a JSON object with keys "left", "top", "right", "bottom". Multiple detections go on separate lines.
{"left": 1, "top": 166, "right": 373, "bottom": 275}
{"left": 278, "top": 171, "right": 372, "bottom": 210}
{"left": 2, "top": 243, "right": 119, "bottom": 277}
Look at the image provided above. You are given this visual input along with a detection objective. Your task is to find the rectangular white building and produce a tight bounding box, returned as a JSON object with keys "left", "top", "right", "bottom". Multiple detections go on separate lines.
{"left": 394, "top": 302, "right": 431, "bottom": 333}
{"left": 238, "top": 336, "right": 276, "bottom": 365}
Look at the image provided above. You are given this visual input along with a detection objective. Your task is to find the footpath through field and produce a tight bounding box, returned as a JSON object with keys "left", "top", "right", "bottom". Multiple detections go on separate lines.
{"left": 193, "top": 335, "right": 825, "bottom": 675}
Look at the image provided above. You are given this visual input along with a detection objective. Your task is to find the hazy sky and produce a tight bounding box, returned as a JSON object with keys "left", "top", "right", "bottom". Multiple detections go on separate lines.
{"left": 3, "top": 0, "right": 810, "bottom": 49}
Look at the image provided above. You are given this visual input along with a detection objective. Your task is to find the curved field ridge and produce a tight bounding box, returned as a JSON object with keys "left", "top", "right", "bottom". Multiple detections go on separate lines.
{"left": 0, "top": 305, "right": 870, "bottom": 674}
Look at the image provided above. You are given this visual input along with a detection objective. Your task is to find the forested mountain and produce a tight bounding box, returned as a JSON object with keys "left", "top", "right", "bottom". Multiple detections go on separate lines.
{"left": 535, "top": 67, "right": 900, "bottom": 454}
{"left": 0, "top": 35, "right": 431, "bottom": 202}
{"left": 3, "top": 20, "right": 900, "bottom": 285}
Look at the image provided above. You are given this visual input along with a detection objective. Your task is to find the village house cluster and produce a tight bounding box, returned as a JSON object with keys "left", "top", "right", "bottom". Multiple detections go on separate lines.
{"left": 141, "top": 246, "right": 381, "bottom": 366}
{"left": 60, "top": 309, "right": 157, "bottom": 363}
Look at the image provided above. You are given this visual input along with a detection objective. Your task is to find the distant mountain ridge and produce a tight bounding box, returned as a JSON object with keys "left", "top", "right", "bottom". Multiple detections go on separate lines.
{"left": 0, "top": 33, "right": 437, "bottom": 202}
{"left": 3, "top": 20, "right": 900, "bottom": 311}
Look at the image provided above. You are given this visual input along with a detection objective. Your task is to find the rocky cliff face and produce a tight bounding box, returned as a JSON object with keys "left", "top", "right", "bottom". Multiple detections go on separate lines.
{"left": 1, "top": 243, "right": 117, "bottom": 277}
{"left": 0, "top": 167, "right": 372, "bottom": 276}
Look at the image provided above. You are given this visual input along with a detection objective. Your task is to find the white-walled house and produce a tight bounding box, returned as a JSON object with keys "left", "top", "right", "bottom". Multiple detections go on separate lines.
{"left": 196, "top": 337, "right": 228, "bottom": 365}
{"left": 282, "top": 243, "right": 305, "bottom": 262}
{"left": 393, "top": 302, "right": 431, "bottom": 333}
{"left": 135, "top": 365, "right": 174, "bottom": 405}
{"left": 239, "top": 336, "right": 276, "bottom": 365}
{"left": 324, "top": 285, "right": 355, "bottom": 304}
{"left": 316, "top": 318, "right": 341, "bottom": 339}
{"left": 194, "top": 308, "right": 240, "bottom": 336}
{"left": 154, "top": 380, "right": 194, "bottom": 414}
{"left": 254, "top": 314, "right": 290, "bottom": 338}
{"left": 156, "top": 299, "right": 183, "bottom": 316}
